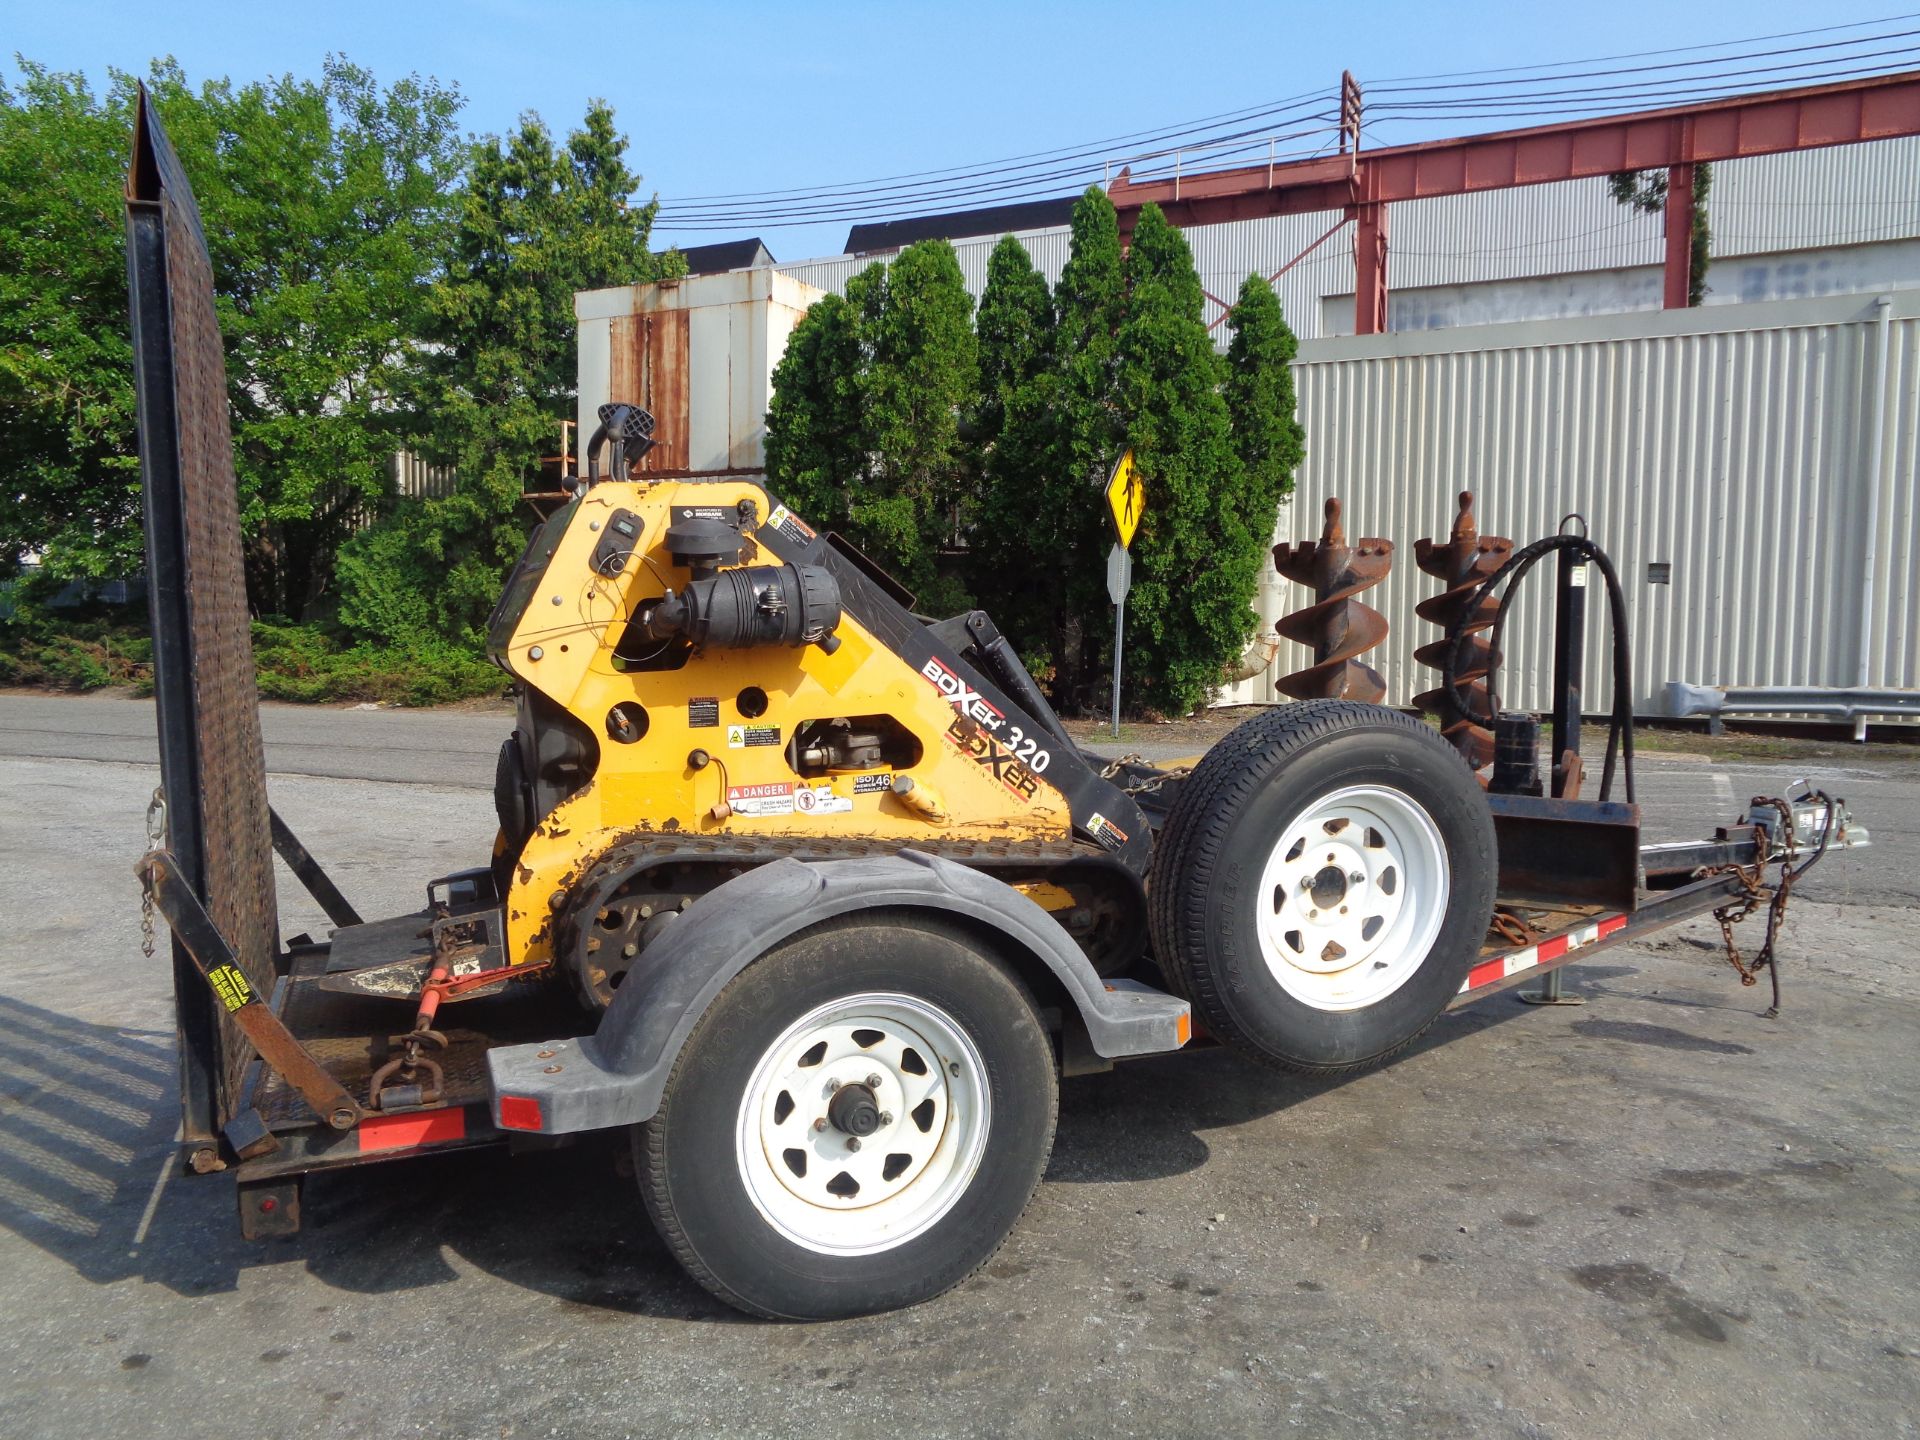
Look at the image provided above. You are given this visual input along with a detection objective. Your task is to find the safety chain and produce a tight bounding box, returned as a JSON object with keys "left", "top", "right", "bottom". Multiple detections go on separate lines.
{"left": 1704, "top": 796, "right": 1799, "bottom": 1017}
{"left": 1097, "top": 752, "right": 1194, "bottom": 797}
{"left": 140, "top": 787, "right": 167, "bottom": 959}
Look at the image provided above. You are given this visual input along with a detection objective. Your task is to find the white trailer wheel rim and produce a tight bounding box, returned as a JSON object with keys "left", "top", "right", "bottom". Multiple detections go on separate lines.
{"left": 1253, "top": 783, "right": 1450, "bottom": 1012}
{"left": 735, "top": 991, "right": 990, "bottom": 1257}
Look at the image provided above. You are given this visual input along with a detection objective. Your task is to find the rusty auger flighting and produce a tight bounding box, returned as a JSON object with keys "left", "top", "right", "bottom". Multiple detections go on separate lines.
{"left": 1273, "top": 497, "right": 1393, "bottom": 703}
{"left": 1411, "top": 490, "right": 1513, "bottom": 770}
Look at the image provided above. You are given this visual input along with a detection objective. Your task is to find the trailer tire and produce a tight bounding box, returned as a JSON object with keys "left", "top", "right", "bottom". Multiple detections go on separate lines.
{"left": 635, "top": 916, "right": 1057, "bottom": 1320}
{"left": 1149, "top": 700, "right": 1495, "bottom": 1076}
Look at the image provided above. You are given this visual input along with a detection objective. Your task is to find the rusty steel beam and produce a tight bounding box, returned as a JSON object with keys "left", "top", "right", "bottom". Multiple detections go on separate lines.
{"left": 1112, "top": 70, "right": 1920, "bottom": 220}
{"left": 1110, "top": 70, "right": 1920, "bottom": 332}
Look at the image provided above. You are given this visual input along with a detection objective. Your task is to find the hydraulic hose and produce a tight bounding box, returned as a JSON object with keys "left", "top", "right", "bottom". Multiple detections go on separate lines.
{"left": 1440, "top": 534, "right": 1637, "bottom": 804}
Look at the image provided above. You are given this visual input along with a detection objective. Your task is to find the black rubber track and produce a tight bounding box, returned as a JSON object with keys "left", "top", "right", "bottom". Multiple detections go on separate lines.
{"left": 1148, "top": 700, "right": 1496, "bottom": 1077}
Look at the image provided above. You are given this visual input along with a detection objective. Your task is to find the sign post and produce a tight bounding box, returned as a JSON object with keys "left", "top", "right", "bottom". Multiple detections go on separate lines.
{"left": 1103, "top": 451, "right": 1145, "bottom": 738}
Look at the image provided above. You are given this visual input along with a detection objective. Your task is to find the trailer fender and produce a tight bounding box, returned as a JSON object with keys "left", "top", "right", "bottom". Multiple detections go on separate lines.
{"left": 486, "top": 850, "right": 1189, "bottom": 1136}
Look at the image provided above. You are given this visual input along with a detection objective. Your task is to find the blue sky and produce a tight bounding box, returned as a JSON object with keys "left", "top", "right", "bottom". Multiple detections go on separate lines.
{"left": 6, "top": 1, "right": 1903, "bottom": 260}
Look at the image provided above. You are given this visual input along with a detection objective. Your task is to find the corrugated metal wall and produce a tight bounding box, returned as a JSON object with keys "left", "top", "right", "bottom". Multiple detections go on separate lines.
{"left": 773, "top": 137, "right": 1920, "bottom": 342}
{"left": 1220, "top": 290, "right": 1920, "bottom": 716}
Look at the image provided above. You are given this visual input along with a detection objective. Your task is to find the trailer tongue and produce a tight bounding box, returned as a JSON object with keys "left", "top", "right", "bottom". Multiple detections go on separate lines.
{"left": 126, "top": 88, "right": 1866, "bottom": 1319}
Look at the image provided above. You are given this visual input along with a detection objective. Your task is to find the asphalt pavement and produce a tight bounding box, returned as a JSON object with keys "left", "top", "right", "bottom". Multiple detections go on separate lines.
{"left": 0, "top": 694, "right": 1915, "bottom": 1439}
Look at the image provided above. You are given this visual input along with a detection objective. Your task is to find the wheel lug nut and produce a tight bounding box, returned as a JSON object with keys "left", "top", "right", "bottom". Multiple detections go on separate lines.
{"left": 1350, "top": 872, "right": 1365, "bottom": 886}
{"left": 878, "top": 1112, "right": 892, "bottom": 1127}
{"left": 1299, "top": 877, "right": 1315, "bottom": 891}
{"left": 1308, "top": 909, "right": 1319, "bottom": 919}
{"left": 846, "top": 1137, "right": 861, "bottom": 1152}
{"left": 866, "top": 1073, "right": 883, "bottom": 1089}
{"left": 825, "top": 1078, "right": 841, "bottom": 1093}
{"left": 813, "top": 1117, "right": 828, "bottom": 1132}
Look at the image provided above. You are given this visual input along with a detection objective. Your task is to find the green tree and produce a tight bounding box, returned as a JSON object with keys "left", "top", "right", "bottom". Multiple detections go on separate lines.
{"left": 856, "top": 240, "right": 978, "bottom": 609}
{"left": 1040, "top": 186, "right": 1130, "bottom": 704}
{"left": 1223, "top": 271, "right": 1305, "bottom": 527}
{"left": 0, "top": 62, "right": 142, "bottom": 582}
{"left": 765, "top": 292, "right": 867, "bottom": 534}
{"left": 1114, "top": 203, "right": 1254, "bottom": 715}
{"left": 968, "top": 235, "right": 1064, "bottom": 666}
{"left": 1608, "top": 164, "right": 1712, "bottom": 305}
{"left": 339, "top": 100, "right": 678, "bottom": 647}
{"left": 765, "top": 241, "right": 976, "bottom": 611}
{"left": 0, "top": 58, "right": 465, "bottom": 614}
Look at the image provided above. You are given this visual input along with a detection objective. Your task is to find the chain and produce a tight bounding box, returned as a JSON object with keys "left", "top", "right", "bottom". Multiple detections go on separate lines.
{"left": 140, "top": 787, "right": 167, "bottom": 959}
{"left": 1098, "top": 751, "right": 1194, "bottom": 796}
{"left": 1705, "top": 797, "right": 1799, "bottom": 1016}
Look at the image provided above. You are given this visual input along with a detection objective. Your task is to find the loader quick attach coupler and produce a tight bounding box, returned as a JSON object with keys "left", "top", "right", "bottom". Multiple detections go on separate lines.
{"left": 135, "top": 849, "right": 363, "bottom": 1152}
{"left": 1273, "top": 497, "right": 1393, "bottom": 703}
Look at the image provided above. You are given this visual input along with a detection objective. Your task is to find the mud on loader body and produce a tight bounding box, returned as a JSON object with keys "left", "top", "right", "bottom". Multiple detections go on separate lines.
{"left": 129, "top": 92, "right": 1865, "bottom": 1320}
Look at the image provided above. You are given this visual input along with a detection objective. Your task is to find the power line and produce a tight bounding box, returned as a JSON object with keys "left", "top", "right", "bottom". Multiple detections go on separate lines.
{"left": 651, "top": 19, "right": 1920, "bottom": 239}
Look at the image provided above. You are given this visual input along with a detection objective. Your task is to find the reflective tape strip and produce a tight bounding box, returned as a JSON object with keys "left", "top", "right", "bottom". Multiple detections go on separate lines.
{"left": 356, "top": 1108, "right": 466, "bottom": 1153}
{"left": 1459, "top": 914, "right": 1629, "bottom": 995}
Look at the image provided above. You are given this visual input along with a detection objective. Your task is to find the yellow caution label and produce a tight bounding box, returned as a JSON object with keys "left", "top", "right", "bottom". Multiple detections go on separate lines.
{"left": 207, "top": 963, "right": 254, "bottom": 1013}
{"left": 1104, "top": 449, "right": 1145, "bottom": 549}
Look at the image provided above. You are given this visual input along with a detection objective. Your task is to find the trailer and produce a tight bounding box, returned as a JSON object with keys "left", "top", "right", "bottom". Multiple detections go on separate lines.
{"left": 126, "top": 92, "right": 1866, "bottom": 1321}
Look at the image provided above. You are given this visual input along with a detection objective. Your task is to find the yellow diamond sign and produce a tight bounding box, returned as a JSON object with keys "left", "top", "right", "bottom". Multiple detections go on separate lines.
{"left": 1104, "top": 450, "right": 1144, "bottom": 549}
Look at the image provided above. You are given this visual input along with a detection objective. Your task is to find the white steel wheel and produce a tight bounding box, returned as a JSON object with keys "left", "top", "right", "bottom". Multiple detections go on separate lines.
{"left": 1254, "top": 784, "right": 1451, "bottom": 1012}
{"left": 636, "top": 918, "right": 1058, "bottom": 1320}
{"left": 1148, "top": 700, "right": 1497, "bottom": 1076}
{"left": 736, "top": 992, "right": 989, "bottom": 1256}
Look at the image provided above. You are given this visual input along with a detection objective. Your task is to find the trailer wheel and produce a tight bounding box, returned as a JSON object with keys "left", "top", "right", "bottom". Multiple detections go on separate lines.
{"left": 635, "top": 917, "right": 1057, "bottom": 1320}
{"left": 1150, "top": 700, "right": 1496, "bottom": 1076}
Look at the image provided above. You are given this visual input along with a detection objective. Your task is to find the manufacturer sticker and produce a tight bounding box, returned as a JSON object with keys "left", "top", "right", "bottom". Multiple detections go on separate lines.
{"left": 1087, "top": 813, "right": 1130, "bottom": 852}
{"left": 851, "top": 772, "right": 895, "bottom": 794}
{"left": 726, "top": 782, "right": 795, "bottom": 818}
{"left": 766, "top": 504, "right": 816, "bottom": 545}
{"left": 794, "top": 783, "right": 854, "bottom": 816}
{"left": 727, "top": 724, "right": 781, "bottom": 748}
{"left": 919, "top": 655, "right": 1053, "bottom": 773}
{"left": 687, "top": 697, "right": 719, "bottom": 728}
{"left": 943, "top": 716, "right": 1040, "bottom": 803}
{"left": 671, "top": 505, "right": 735, "bottom": 526}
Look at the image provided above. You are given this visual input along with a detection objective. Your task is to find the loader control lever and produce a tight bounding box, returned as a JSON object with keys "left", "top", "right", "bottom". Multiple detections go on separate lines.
{"left": 638, "top": 563, "right": 843, "bottom": 654}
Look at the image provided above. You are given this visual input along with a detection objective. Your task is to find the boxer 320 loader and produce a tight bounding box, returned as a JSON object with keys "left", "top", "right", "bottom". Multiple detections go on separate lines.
{"left": 127, "top": 91, "right": 1864, "bottom": 1320}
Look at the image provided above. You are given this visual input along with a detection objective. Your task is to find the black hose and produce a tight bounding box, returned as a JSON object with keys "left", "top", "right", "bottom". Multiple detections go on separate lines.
{"left": 1440, "top": 533, "right": 1637, "bottom": 804}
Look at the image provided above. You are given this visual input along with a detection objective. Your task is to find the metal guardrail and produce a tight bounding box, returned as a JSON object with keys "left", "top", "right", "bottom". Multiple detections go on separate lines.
{"left": 1666, "top": 681, "right": 1920, "bottom": 729}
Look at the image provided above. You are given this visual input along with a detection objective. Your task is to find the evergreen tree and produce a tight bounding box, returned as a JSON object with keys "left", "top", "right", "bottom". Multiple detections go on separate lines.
{"left": 764, "top": 291, "right": 866, "bottom": 534}
{"left": 1041, "top": 186, "right": 1129, "bottom": 704}
{"left": 857, "top": 240, "right": 977, "bottom": 610}
{"left": 1224, "top": 271, "right": 1305, "bottom": 528}
{"left": 338, "top": 100, "right": 677, "bottom": 647}
{"left": 764, "top": 242, "right": 976, "bottom": 610}
{"left": 1114, "top": 203, "right": 1254, "bottom": 715}
{"left": 968, "top": 236, "right": 1060, "bottom": 663}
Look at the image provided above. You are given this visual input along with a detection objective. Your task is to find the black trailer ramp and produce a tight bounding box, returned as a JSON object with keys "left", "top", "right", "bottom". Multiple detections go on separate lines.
{"left": 126, "top": 86, "right": 282, "bottom": 1157}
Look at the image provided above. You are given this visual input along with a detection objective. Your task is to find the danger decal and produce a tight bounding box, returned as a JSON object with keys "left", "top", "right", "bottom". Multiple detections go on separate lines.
{"left": 727, "top": 782, "right": 795, "bottom": 818}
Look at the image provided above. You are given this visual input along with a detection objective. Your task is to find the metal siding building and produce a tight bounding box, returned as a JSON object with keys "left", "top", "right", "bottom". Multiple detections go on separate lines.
{"left": 1231, "top": 291, "right": 1920, "bottom": 715}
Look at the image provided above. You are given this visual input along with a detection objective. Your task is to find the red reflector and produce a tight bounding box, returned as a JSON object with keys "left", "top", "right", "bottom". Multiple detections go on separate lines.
{"left": 357, "top": 1108, "right": 467, "bottom": 1154}
{"left": 497, "top": 1095, "right": 544, "bottom": 1132}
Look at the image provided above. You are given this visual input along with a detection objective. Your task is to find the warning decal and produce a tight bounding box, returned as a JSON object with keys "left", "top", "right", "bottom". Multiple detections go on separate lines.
{"left": 727, "top": 782, "right": 795, "bottom": 818}
{"left": 207, "top": 963, "right": 254, "bottom": 1013}
{"left": 794, "top": 783, "right": 854, "bottom": 816}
